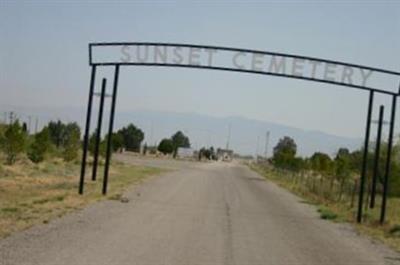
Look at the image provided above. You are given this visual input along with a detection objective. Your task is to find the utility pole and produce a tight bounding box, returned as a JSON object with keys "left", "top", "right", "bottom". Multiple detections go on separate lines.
{"left": 265, "top": 131, "right": 270, "bottom": 159}
{"left": 226, "top": 123, "right": 231, "bottom": 150}
{"left": 9, "top": 112, "right": 14, "bottom": 124}
{"left": 256, "top": 135, "right": 260, "bottom": 162}
{"left": 35, "top": 117, "right": 39, "bottom": 133}
{"left": 28, "top": 116, "right": 32, "bottom": 134}
{"left": 149, "top": 121, "right": 154, "bottom": 147}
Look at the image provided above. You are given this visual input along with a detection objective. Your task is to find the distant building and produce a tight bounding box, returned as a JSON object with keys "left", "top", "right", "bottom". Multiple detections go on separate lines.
{"left": 217, "top": 148, "right": 234, "bottom": 162}
{"left": 177, "top": 147, "right": 195, "bottom": 158}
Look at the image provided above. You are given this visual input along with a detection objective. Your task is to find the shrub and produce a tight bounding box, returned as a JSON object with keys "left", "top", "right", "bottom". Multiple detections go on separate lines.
{"left": 0, "top": 121, "right": 26, "bottom": 165}
{"left": 158, "top": 139, "right": 174, "bottom": 155}
{"left": 28, "top": 127, "right": 52, "bottom": 163}
{"left": 62, "top": 123, "right": 81, "bottom": 162}
{"left": 318, "top": 207, "right": 338, "bottom": 220}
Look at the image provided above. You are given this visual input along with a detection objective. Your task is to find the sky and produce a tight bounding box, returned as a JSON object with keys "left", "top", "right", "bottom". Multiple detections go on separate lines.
{"left": 0, "top": 0, "right": 399, "bottom": 141}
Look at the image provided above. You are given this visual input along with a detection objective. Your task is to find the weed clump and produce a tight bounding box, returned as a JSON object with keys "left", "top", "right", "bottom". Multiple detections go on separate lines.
{"left": 318, "top": 207, "right": 338, "bottom": 220}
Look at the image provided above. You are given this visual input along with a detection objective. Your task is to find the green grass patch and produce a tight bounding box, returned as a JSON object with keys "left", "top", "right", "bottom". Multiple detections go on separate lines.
{"left": 1, "top": 207, "right": 19, "bottom": 213}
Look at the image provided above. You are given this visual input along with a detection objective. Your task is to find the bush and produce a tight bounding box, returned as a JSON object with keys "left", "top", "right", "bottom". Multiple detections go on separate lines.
{"left": 158, "top": 139, "right": 174, "bottom": 155}
{"left": 117, "top": 124, "right": 144, "bottom": 152}
{"left": 318, "top": 207, "right": 338, "bottom": 220}
{"left": 62, "top": 123, "right": 81, "bottom": 162}
{"left": 28, "top": 127, "right": 52, "bottom": 163}
{"left": 0, "top": 121, "right": 26, "bottom": 165}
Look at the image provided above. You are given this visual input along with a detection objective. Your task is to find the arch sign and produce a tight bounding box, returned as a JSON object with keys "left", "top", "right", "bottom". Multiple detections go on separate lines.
{"left": 80, "top": 42, "right": 400, "bottom": 225}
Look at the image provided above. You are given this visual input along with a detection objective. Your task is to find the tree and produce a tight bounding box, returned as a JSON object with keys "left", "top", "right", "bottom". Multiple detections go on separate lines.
{"left": 349, "top": 150, "right": 362, "bottom": 173}
{"left": 310, "top": 152, "right": 332, "bottom": 173}
{"left": 28, "top": 127, "right": 52, "bottom": 163}
{"left": 111, "top": 132, "right": 124, "bottom": 152}
{"left": 0, "top": 121, "right": 26, "bottom": 165}
{"left": 171, "top": 131, "right": 190, "bottom": 149}
{"left": 158, "top": 138, "right": 174, "bottom": 154}
{"left": 22, "top": 122, "right": 28, "bottom": 133}
{"left": 334, "top": 148, "right": 351, "bottom": 200}
{"left": 291, "top": 157, "right": 305, "bottom": 173}
{"left": 88, "top": 131, "right": 98, "bottom": 156}
{"left": 143, "top": 143, "right": 148, "bottom": 155}
{"left": 378, "top": 140, "right": 400, "bottom": 197}
{"left": 48, "top": 120, "right": 66, "bottom": 148}
{"left": 117, "top": 124, "right": 144, "bottom": 152}
{"left": 272, "top": 136, "right": 297, "bottom": 170}
{"left": 171, "top": 131, "right": 190, "bottom": 158}
{"left": 62, "top": 122, "right": 81, "bottom": 162}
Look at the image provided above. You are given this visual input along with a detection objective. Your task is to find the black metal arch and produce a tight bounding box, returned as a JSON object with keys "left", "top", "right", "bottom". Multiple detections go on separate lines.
{"left": 80, "top": 42, "right": 399, "bottom": 225}
{"left": 89, "top": 42, "right": 400, "bottom": 96}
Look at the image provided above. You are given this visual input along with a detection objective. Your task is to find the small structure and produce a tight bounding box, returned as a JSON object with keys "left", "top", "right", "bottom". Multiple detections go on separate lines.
{"left": 177, "top": 147, "right": 195, "bottom": 159}
{"left": 217, "top": 148, "right": 234, "bottom": 162}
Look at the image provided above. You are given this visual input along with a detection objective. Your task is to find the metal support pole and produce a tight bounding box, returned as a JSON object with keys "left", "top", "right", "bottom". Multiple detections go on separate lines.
{"left": 102, "top": 65, "right": 120, "bottom": 195}
{"left": 370, "top": 105, "right": 384, "bottom": 209}
{"left": 380, "top": 95, "right": 397, "bottom": 224}
{"left": 79, "top": 65, "right": 97, "bottom": 195}
{"left": 92, "top": 78, "right": 107, "bottom": 181}
{"left": 357, "top": 90, "right": 374, "bottom": 223}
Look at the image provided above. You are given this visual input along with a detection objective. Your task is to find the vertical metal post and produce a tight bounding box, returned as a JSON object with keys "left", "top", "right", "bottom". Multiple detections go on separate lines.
{"left": 370, "top": 105, "right": 384, "bottom": 209}
{"left": 79, "top": 65, "right": 97, "bottom": 195}
{"left": 102, "top": 65, "right": 120, "bottom": 195}
{"left": 380, "top": 95, "right": 397, "bottom": 224}
{"left": 357, "top": 90, "right": 374, "bottom": 223}
{"left": 92, "top": 78, "right": 107, "bottom": 181}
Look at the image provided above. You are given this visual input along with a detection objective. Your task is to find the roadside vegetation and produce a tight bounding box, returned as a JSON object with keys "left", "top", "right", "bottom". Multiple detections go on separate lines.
{"left": 0, "top": 120, "right": 163, "bottom": 238}
{"left": 158, "top": 131, "right": 190, "bottom": 156}
{"left": 250, "top": 135, "right": 400, "bottom": 251}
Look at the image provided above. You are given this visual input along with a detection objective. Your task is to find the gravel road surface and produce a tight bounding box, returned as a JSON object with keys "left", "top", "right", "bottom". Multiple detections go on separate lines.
{"left": 1, "top": 156, "right": 399, "bottom": 265}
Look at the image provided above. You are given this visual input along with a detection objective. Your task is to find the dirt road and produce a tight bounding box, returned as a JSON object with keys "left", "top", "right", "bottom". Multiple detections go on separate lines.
{"left": 1, "top": 156, "right": 399, "bottom": 265}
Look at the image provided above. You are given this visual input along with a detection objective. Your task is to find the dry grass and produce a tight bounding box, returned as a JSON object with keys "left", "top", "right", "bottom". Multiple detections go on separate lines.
{"left": 0, "top": 157, "right": 163, "bottom": 238}
{"left": 249, "top": 163, "right": 400, "bottom": 252}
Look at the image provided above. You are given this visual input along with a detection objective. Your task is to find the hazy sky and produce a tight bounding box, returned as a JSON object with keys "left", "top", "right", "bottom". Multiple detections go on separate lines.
{"left": 1, "top": 1, "right": 399, "bottom": 139}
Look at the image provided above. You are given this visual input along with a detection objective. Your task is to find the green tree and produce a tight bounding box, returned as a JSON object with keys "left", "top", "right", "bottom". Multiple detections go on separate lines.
{"left": 334, "top": 148, "right": 351, "bottom": 200}
{"left": 28, "top": 127, "right": 52, "bottom": 163}
{"left": 158, "top": 138, "right": 174, "bottom": 155}
{"left": 118, "top": 124, "right": 144, "bottom": 152}
{"left": 171, "top": 131, "right": 190, "bottom": 149}
{"left": 272, "top": 136, "right": 297, "bottom": 170}
{"left": 62, "top": 123, "right": 81, "bottom": 162}
{"left": 88, "top": 131, "right": 106, "bottom": 157}
{"left": 0, "top": 121, "right": 26, "bottom": 165}
{"left": 349, "top": 150, "right": 362, "bottom": 173}
{"left": 291, "top": 157, "right": 305, "bottom": 172}
{"left": 310, "top": 152, "right": 332, "bottom": 174}
{"left": 88, "top": 131, "right": 97, "bottom": 156}
{"left": 111, "top": 132, "right": 124, "bottom": 152}
{"left": 48, "top": 120, "right": 66, "bottom": 148}
{"left": 379, "top": 140, "right": 400, "bottom": 197}
{"left": 22, "top": 122, "right": 28, "bottom": 133}
{"left": 171, "top": 131, "right": 190, "bottom": 158}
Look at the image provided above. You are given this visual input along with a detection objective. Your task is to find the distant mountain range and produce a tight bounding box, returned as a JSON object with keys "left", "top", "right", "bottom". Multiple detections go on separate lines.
{"left": 1, "top": 106, "right": 362, "bottom": 157}
{"left": 115, "top": 110, "right": 362, "bottom": 157}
